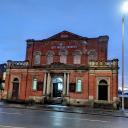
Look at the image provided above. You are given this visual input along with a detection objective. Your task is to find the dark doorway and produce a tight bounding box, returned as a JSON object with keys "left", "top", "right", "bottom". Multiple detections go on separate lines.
{"left": 98, "top": 80, "right": 108, "bottom": 101}
{"left": 52, "top": 77, "right": 63, "bottom": 98}
{"left": 53, "top": 83, "right": 62, "bottom": 97}
{"left": 12, "top": 78, "right": 19, "bottom": 100}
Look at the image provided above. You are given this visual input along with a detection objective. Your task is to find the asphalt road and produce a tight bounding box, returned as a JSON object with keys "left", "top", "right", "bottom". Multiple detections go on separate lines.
{"left": 0, "top": 107, "right": 128, "bottom": 128}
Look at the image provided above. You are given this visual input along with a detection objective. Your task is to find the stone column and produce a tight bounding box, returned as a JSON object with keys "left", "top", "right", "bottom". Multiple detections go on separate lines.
{"left": 46, "top": 73, "right": 51, "bottom": 95}
{"left": 66, "top": 73, "right": 69, "bottom": 95}
{"left": 43, "top": 72, "right": 47, "bottom": 95}
{"left": 63, "top": 73, "right": 67, "bottom": 96}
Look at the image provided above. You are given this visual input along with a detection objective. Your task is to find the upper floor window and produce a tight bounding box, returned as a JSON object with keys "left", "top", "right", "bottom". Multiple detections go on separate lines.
{"left": 59, "top": 49, "right": 68, "bottom": 64}
{"left": 60, "top": 55, "right": 66, "bottom": 64}
{"left": 46, "top": 51, "right": 54, "bottom": 64}
{"left": 73, "top": 50, "right": 82, "bottom": 64}
{"left": 74, "top": 55, "right": 81, "bottom": 64}
{"left": 34, "top": 51, "right": 41, "bottom": 65}
{"left": 88, "top": 50, "right": 97, "bottom": 61}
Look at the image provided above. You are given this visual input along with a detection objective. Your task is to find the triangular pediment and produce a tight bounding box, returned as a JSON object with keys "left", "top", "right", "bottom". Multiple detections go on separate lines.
{"left": 47, "top": 30, "right": 86, "bottom": 40}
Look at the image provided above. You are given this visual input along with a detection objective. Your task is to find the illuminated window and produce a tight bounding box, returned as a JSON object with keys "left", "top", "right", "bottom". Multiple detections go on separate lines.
{"left": 32, "top": 78, "right": 37, "bottom": 90}
{"left": 76, "top": 79, "right": 82, "bottom": 92}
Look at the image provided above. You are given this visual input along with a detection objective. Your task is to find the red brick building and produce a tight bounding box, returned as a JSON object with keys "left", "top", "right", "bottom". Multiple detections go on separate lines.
{"left": 4, "top": 31, "right": 119, "bottom": 107}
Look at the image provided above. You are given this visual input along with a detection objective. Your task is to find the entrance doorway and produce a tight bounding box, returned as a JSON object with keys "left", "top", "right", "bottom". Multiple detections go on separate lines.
{"left": 98, "top": 80, "right": 108, "bottom": 101}
{"left": 12, "top": 78, "right": 19, "bottom": 100}
{"left": 52, "top": 77, "right": 63, "bottom": 98}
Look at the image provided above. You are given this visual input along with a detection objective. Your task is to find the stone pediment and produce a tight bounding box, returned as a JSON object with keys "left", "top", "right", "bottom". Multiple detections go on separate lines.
{"left": 47, "top": 30, "right": 86, "bottom": 41}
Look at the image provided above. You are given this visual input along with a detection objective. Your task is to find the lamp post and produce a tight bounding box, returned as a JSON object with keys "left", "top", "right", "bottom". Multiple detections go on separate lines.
{"left": 121, "top": 0, "right": 128, "bottom": 111}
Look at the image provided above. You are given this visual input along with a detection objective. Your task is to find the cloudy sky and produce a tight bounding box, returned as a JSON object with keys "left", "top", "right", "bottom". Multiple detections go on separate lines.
{"left": 0, "top": 0, "right": 128, "bottom": 87}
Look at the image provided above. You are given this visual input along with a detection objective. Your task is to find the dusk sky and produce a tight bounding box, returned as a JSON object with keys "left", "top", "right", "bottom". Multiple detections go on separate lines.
{"left": 0, "top": 0, "right": 128, "bottom": 87}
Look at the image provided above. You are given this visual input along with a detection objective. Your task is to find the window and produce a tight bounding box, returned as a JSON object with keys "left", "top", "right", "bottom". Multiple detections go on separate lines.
{"left": 46, "top": 51, "right": 54, "bottom": 64}
{"left": 60, "top": 55, "right": 66, "bottom": 63}
{"left": 34, "top": 51, "right": 41, "bottom": 65}
{"left": 88, "top": 50, "right": 97, "bottom": 61}
{"left": 73, "top": 50, "right": 82, "bottom": 64}
{"left": 47, "top": 55, "right": 53, "bottom": 64}
{"left": 69, "top": 83, "right": 76, "bottom": 92}
{"left": 76, "top": 79, "right": 82, "bottom": 92}
{"left": 34, "top": 54, "right": 41, "bottom": 65}
{"left": 32, "top": 78, "right": 37, "bottom": 90}
{"left": 59, "top": 49, "right": 67, "bottom": 64}
{"left": 37, "top": 81, "right": 43, "bottom": 91}
{"left": 74, "top": 55, "right": 81, "bottom": 64}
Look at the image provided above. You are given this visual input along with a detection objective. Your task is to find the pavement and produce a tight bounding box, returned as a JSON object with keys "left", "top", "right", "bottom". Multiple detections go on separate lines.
{"left": 0, "top": 101, "right": 128, "bottom": 118}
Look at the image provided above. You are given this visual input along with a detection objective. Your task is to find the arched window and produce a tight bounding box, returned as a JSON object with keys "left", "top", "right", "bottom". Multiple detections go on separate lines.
{"left": 46, "top": 51, "right": 54, "bottom": 64}
{"left": 59, "top": 49, "right": 68, "bottom": 64}
{"left": 73, "top": 50, "right": 82, "bottom": 64}
{"left": 34, "top": 51, "right": 41, "bottom": 65}
{"left": 88, "top": 50, "right": 97, "bottom": 61}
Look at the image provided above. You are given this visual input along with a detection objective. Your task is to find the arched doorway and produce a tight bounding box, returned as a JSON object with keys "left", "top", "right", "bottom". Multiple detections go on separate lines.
{"left": 98, "top": 80, "right": 108, "bottom": 101}
{"left": 12, "top": 78, "right": 19, "bottom": 99}
{"left": 52, "top": 77, "right": 63, "bottom": 98}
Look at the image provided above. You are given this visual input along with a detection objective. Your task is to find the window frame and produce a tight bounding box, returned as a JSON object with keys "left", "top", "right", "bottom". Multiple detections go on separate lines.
{"left": 76, "top": 78, "right": 82, "bottom": 92}
{"left": 33, "top": 51, "right": 41, "bottom": 65}
{"left": 88, "top": 50, "right": 97, "bottom": 62}
{"left": 73, "top": 50, "right": 82, "bottom": 64}
{"left": 60, "top": 55, "right": 67, "bottom": 64}
{"left": 32, "top": 78, "right": 37, "bottom": 91}
{"left": 46, "top": 51, "right": 54, "bottom": 64}
{"left": 73, "top": 55, "right": 81, "bottom": 64}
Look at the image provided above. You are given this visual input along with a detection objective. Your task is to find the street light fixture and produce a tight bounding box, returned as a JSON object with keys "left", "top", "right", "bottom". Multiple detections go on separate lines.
{"left": 121, "top": 0, "right": 128, "bottom": 111}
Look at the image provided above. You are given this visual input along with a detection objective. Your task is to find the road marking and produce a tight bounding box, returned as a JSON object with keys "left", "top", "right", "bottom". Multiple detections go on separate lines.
{"left": 0, "top": 124, "right": 26, "bottom": 128}
{"left": 49, "top": 116, "right": 109, "bottom": 123}
{"left": 0, "top": 112, "right": 23, "bottom": 115}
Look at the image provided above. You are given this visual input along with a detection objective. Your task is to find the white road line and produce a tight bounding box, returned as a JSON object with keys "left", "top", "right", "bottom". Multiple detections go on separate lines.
{"left": 0, "top": 112, "right": 23, "bottom": 115}
{"left": 49, "top": 116, "right": 109, "bottom": 123}
{"left": 0, "top": 124, "right": 26, "bottom": 128}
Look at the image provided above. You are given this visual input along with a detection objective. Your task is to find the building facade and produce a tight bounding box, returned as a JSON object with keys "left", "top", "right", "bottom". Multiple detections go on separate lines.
{"left": 4, "top": 31, "right": 119, "bottom": 107}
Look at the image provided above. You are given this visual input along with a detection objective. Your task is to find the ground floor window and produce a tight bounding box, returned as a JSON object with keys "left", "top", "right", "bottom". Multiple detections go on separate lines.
{"left": 76, "top": 79, "right": 82, "bottom": 92}
{"left": 37, "top": 81, "right": 43, "bottom": 91}
{"left": 32, "top": 78, "right": 37, "bottom": 90}
{"left": 69, "top": 83, "right": 76, "bottom": 92}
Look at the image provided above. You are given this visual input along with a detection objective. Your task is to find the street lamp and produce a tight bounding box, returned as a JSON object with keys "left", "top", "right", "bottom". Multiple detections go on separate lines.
{"left": 121, "top": 0, "right": 128, "bottom": 111}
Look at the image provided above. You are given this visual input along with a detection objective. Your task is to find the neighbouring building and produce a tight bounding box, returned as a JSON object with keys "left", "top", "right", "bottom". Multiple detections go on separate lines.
{"left": 4, "top": 31, "right": 119, "bottom": 108}
{"left": 0, "top": 63, "right": 7, "bottom": 98}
